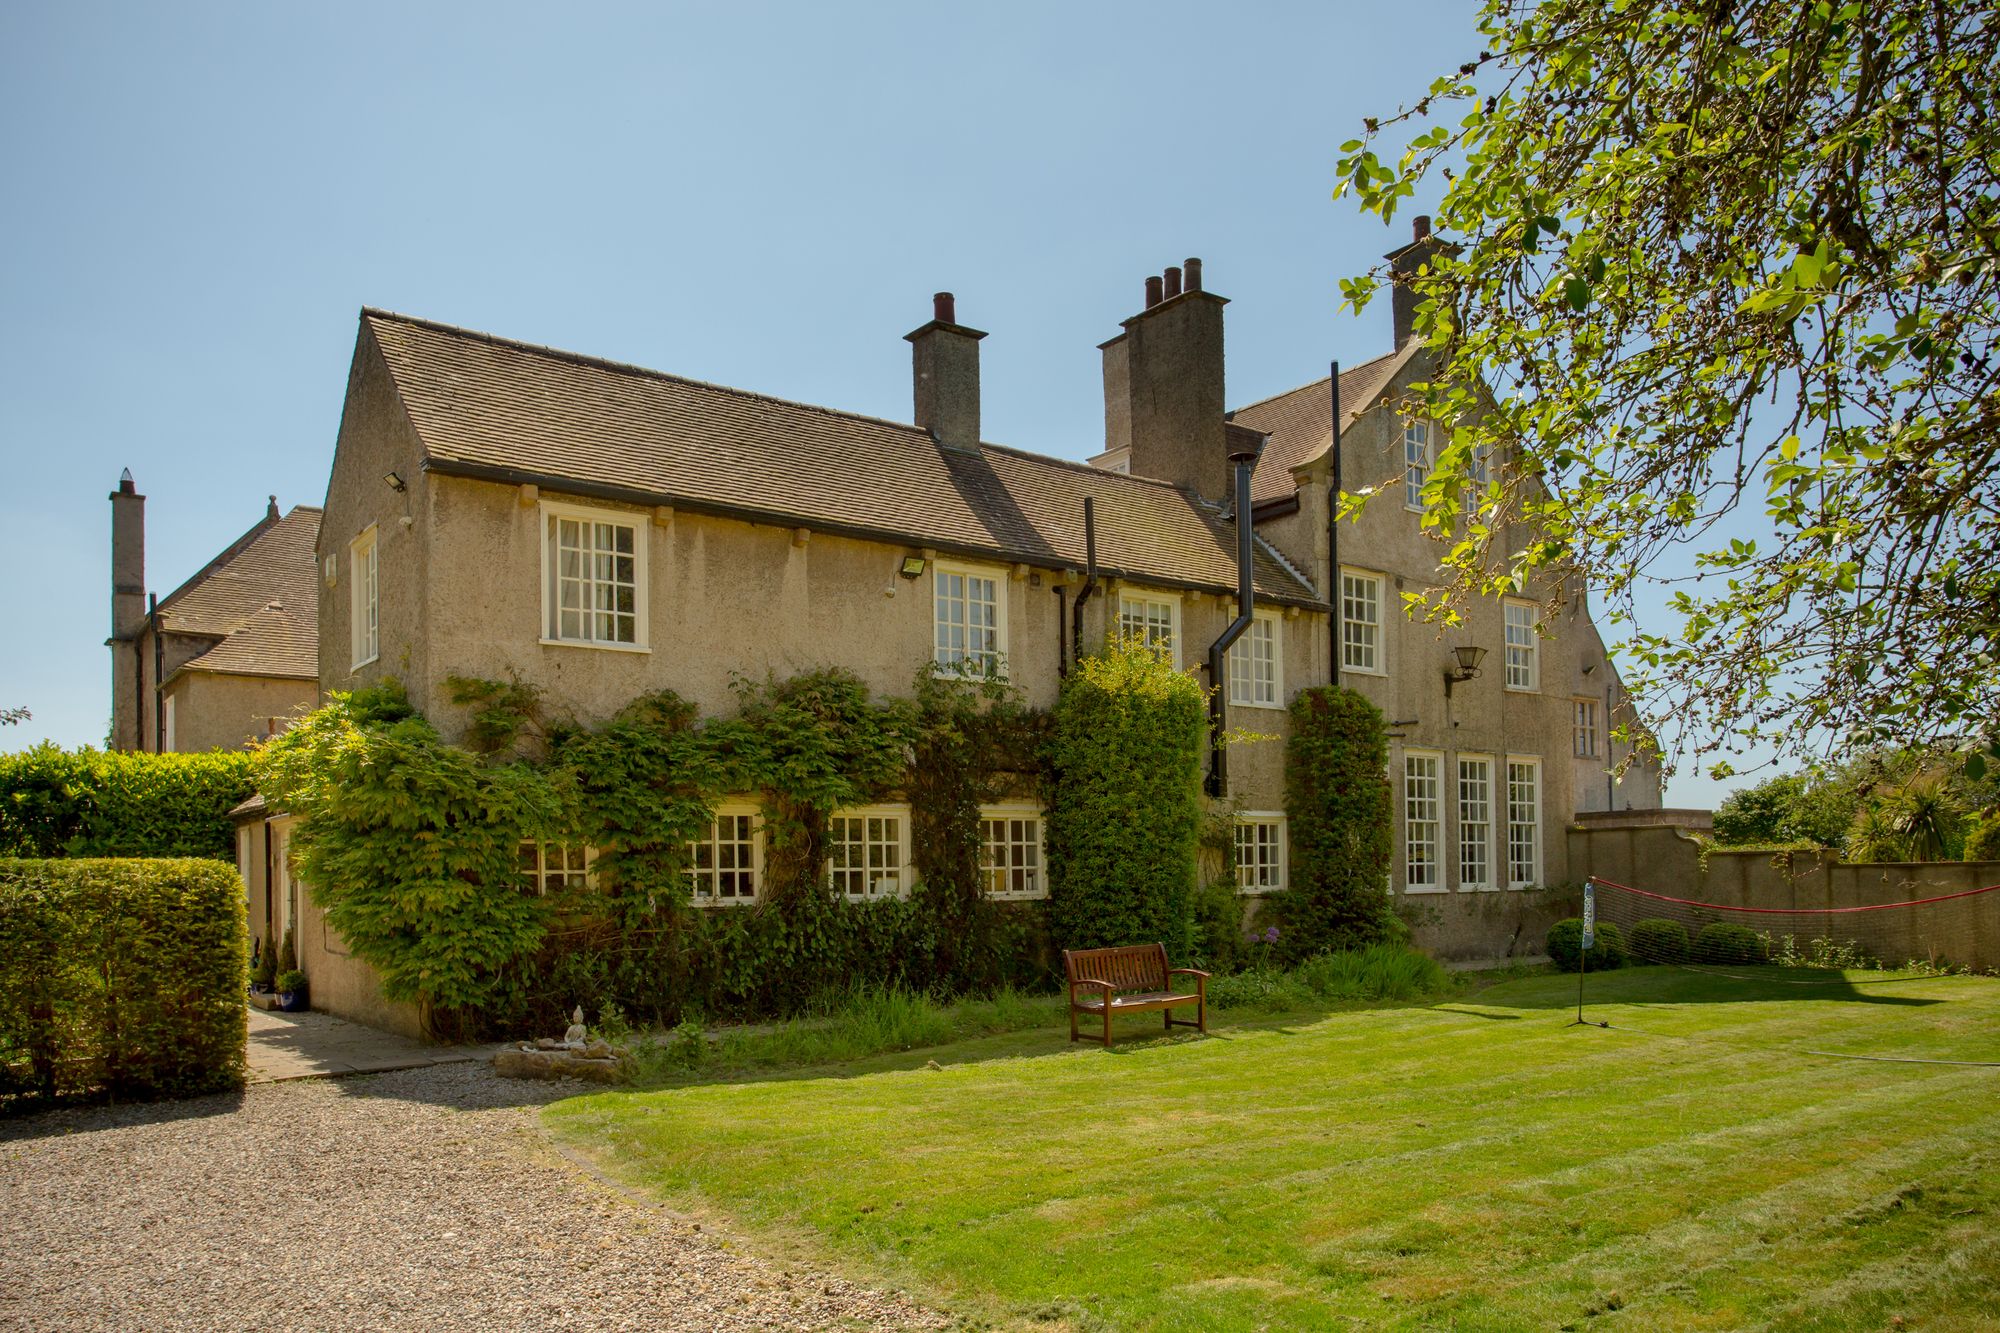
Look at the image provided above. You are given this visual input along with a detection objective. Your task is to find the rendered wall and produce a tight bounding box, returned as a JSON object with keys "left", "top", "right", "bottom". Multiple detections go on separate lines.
{"left": 162, "top": 672, "right": 314, "bottom": 752}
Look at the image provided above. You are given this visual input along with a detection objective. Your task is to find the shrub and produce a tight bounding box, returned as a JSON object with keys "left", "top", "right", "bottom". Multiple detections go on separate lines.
{"left": 1270, "top": 687, "right": 1395, "bottom": 960}
{"left": 1964, "top": 808, "right": 2000, "bottom": 861}
{"left": 1209, "top": 944, "right": 1450, "bottom": 1010}
{"left": 276, "top": 925, "right": 297, "bottom": 975}
{"left": 1694, "top": 921, "right": 1770, "bottom": 965}
{"left": 1547, "top": 918, "right": 1628, "bottom": 972}
{"left": 251, "top": 934, "right": 277, "bottom": 990}
{"left": 275, "top": 970, "right": 308, "bottom": 995}
{"left": 1047, "top": 641, "right": 1206, "bottom": 955}
{"left": 1628, "top": 917, "right": 1691, "bottom": 964}
{"left": 0, "top": 744, "right": 255, "bottom": 860}
{"left": 0, "top": 858, "right": 247, "bottom": 1103}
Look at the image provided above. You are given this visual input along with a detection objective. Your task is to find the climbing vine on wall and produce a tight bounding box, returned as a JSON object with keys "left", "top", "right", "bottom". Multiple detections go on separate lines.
{"left": 1273, "top": 685, "right": 1395, "bottom": 959}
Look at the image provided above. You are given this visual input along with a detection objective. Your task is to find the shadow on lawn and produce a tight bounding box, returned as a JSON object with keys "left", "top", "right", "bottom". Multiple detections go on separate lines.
{"left": 1469, "top": 963, "right": 1952, "bottom": 1012}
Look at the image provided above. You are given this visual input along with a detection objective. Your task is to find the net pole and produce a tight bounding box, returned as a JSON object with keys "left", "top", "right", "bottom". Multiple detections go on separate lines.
{"left": 1567, "top": 878, "right": 1593, "bottom": 1028}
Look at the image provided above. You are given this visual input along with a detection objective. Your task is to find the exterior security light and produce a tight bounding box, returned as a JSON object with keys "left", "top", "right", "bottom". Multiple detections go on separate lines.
{"left": 383, "top": 471, "right": 406, "bottom": 492}
{"left": 899, "top": 555, "right": 928, "bottom": 580}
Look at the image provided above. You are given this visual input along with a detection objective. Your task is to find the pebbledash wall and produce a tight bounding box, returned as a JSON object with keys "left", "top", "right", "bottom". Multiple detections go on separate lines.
{"left": 1568, "top": 814, "right": 2000, "bottom": 972}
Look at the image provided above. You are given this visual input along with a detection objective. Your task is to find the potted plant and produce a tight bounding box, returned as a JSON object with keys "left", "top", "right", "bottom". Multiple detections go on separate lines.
{"left": 251, "top": 934, "right": 277, "bottom": 994}
{"left": 275, "top": 969, "right": 309, "bottom": 1013}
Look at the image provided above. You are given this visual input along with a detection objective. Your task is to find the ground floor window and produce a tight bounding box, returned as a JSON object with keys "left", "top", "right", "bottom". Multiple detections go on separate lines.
{"left": 687, "top": 806, "right": 760, "bottom": 904}
{"left": 828, "top": 807, "right": 909, "bottom": 899}
{"left": 1404, "top": 752, "right": 1443, "bottom": 891}
{"left": 1507, "top": 757, "right": 1542, "bottom": 888}
{"left": 1234, "top": 814, "right": 1287, "bottom": 893}
{"left": 980, "top": 807, "right": 1045, "bottom": 899}
{"left": 1457, "top": 756, "right": 1494, "bottom": 891}
{"left": 519, "top": 841, "right": 593, "bottom": 895}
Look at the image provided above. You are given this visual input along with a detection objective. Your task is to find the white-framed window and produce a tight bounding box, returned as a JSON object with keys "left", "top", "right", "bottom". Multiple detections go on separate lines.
{"left": 1404, "top": 419, "right": 1432, "bottom": 510}
{"left": 1403, "top": 752, "right": 1443, "bottom": 892}
{"left": 828, "top": 806, "right": 910, "bottom": 900}
{"left": 1341, "top": 569, "right": 1384, "bottom": 674}
{"left": 687, "top": 805, "right": 760, "bottom": 904}
{"left": 1504, "top": 599, "right": 1539, "bottom": 691}
{"left": 1226, "top": 611, "right": 1283, "bottom": 708}
{"left": 163, "top": 692, "right": 178, "bottom": 753}
{"left": 541, "top": 500, "right": 646, "bottom": 650}
{"left": 1117, "top": 591, "right": 1179, "bottom": 666}
{"left": 980, "top": 806, "right": 1046, "bottom": 899}
{"left": 1506, "top": 757, "right": 1542, "bottom": 889}
{"left": 1574, "top": 698, "right": 1600, "bottom": 757}
{"left": 933, "top": 561, "right": 1007, "bottom": 676}
{"left": 518, "top": 841, "right": 593, "bottom": 895}
{"left": 1234, "top": 814, "right": 1287, "bottom": 893}
{"left": 1458, "top": 755, "right": 1494, "bottom": 891}
{"left": 1468, "top": 441, "right": 1493, "bottom": 488}
{"left": 349, "top": 525, "right": 379, "bottom": 668}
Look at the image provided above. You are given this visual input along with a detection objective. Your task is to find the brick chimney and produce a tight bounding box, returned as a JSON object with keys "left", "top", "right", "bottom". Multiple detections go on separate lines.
{"left": 904, "top": 292, "right": 987, "bottom": 453}
{"left": 1100, "top": 257, "right": 1229, "bottom": 501}
{"left": 108, "top": 469, "right": 146, "bottom": 751}
{"left": 1388, "top": 215, "right": 1442, "bottom": 349}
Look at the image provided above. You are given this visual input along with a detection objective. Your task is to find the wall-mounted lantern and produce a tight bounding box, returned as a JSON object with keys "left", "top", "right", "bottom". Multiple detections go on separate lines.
{"left": 1444, "top": 644, "right": 1487, "bottom": 697}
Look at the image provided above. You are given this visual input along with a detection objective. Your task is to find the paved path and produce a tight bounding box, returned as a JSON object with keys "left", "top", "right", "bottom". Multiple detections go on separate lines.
{"left": 0, "top": 1062, "right": 948, "bottom": 1331}
{"left": 246, "top": 1006, "right": 500, "bottom": 1082}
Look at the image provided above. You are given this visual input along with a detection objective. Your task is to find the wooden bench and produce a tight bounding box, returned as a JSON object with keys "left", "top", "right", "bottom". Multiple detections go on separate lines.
{"left": 1063, "top": 943, "right": 1208, "bottom": 1047}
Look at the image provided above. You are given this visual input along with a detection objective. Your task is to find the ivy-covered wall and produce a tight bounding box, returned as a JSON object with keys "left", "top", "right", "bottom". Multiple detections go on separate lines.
{"left": 1272, "top": 686, "right": 1396, "bottom": 958}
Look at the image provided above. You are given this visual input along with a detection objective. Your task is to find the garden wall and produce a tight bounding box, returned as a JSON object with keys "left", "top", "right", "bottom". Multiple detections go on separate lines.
{"left": 1567, "top": 816, "right": 2000, "bottom": 971}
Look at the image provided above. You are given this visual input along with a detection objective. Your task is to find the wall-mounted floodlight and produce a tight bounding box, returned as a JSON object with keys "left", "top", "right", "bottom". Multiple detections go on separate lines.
{"left": 899, "top": 555, "right": 928, "bottom": 580}
{"left": 383, "top": 472, "right": 406, "bottom": 492}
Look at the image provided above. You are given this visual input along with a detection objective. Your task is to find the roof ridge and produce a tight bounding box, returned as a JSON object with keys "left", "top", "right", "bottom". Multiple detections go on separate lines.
{"left": 362, "top": 307, "right": 942, "bottom": 447}
{"left": 1229, "top": 350, "right": 1397, "bottom": 415}
{"left": 154, "top": 509, "right": 281, "bottom": 617}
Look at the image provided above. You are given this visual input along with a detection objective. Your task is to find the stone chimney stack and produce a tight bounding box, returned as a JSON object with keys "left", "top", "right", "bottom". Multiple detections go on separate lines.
{"left": 904, "top": 292, "right": 987, "bottom": 453}
{"left": 108, "top": 469, "right": 146, "bottom": 752}
{"left": 1101, "top": 257, "right": 1229, "bottom": 501}
{"left": 1389, "top": 215, "right": 1441, "bottom": 349}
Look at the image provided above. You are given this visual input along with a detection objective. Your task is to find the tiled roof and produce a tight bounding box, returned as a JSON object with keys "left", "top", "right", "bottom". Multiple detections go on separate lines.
{"left": 362, "top": 310, "right": 1323, "bottom": 605}
{"left": 158, "top": 505, "right": 323, "bottom": 641}
{"left": 175, "top": 603, "right": 317, "bottom": 681}
{"left": 1231, "top": 349, "right": 1411, "bottom": 505}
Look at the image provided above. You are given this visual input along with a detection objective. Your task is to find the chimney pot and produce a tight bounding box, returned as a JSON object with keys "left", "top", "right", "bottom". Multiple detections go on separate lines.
{"left": 1144, "top": 275, "right": 1164, "bottom": 308}
{"left": 118, "top": 468, "right": 135, "bottom": 495}
{"left": 1413, "top": 215, "right": 1432, "bottom": 242}
{"left": 933, "top": 291, "right": 955, "bottom": 324}
{"left": 1163, "top": 266, "right": 1182, "bottom": 300}
{"left": 1184, "top": 258, "right": 1202, "bottom": 292}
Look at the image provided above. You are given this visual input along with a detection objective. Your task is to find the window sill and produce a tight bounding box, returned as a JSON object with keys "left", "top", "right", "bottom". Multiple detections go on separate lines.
{"left": 987, "top": 892, "right": 1050, "bottom": 902}
{"left": 1342, "top": 664, "right": 1387, "bottom": 678}
{"left": 350, "top": 654, "right": 379, "bottom": 672}
{"left": 1228, "top": 699, "right": 1286, "bottom": 711}
{"left": 541, "top": 636, "right": 651, "bottom": 655}
{"left": 1402, "top": 885, "right": 1450, "bottom": 895}
{"left": 1235, "top": 885, "right": 1284, "bottom": 897}
{"left": 691, "top": 897, "right": 758, "bottom": 909}
{"left": 1504, "top": 683, "right": 1537, "bottom": 694}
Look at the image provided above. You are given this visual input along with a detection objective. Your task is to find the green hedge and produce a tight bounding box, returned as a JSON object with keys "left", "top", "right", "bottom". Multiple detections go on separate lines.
{"left": 0, "top": 744, "right": 255, "bottom": 860}
{"left": 0, "top": 858, "right": 248, "bottom": 1104}
{"left": 1047, "top": 641, "right": 1206, "bottom": 955}
{"left": 1270, "top": 686, "right": 1396, "bottom": 959}
{"left": 1547, "top": 918, "right": 1628, "bottom": 972}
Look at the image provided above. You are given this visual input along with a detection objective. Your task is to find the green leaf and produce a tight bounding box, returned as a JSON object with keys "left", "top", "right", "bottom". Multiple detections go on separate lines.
{"left": 1564, "top": 277, "right": 1591, "bottom": 312}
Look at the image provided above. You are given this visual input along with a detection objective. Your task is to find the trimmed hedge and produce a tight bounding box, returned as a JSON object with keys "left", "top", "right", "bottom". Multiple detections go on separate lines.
{"left": 1271, "top": 686, "right": 1396, "bottom": 960}
{"left": 1694, "top": 922, "right": 1771, "bottom": 965}
{"left": 0, "top": 858, "right": 248, "bottom": 1104}
{"left": 1629, "top": 917, "right": 1692, "bottom": 964}
{"left": 0, "top": 744, "right": 255, "bottom": 860}
{"left": 1547, "top": 918, "right": 1628, "bottom": 972}
{"left": 1047, "top": 641, "right": 1207, "bottom": 955}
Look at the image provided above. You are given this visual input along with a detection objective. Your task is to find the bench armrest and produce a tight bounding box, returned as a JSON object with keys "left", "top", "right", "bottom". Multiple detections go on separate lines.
{"left": 1069, "top": 978, "right": 1115, "bottom": 999}
{"left": 1168, "top": 967, "right": 1210, "bottom": 981}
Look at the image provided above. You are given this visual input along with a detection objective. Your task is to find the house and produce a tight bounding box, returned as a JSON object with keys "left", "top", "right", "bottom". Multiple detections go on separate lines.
{"left": 106, "top": 475, "right": 320, "bottom": 753}
{"left": 242, "top": 234, "right": 1660, "bottom": 1035}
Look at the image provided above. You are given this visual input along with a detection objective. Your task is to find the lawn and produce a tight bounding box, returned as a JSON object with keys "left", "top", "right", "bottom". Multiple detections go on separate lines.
{"left": 546, "top": 967, "right": 2000, "bottom": 1331}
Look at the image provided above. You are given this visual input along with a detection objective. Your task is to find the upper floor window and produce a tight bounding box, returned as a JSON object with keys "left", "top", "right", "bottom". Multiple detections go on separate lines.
{"left": 1117, "top": 592, "right": 1179, "bottom": 665}
{"left": 933, "top": 562, "right": 1006, "bottom": 676}
{"left": 828, "top": 807, "right": 909, "bottom": 900}
{"left": 519, "top": 841, "right": 593, "bottom": 895}
{"left": 1340, "top": 569, "right": 1384, "bottom": 674}
{"left": 350, "top": 526, "right": 378, "bottom": 669}
{"left": 980, "top": 807, "right": 1046, "bottom": 899}
{"left": 1235, "top": 814, "right": 1287, "bottom": 893}
{"left": 542, "top": 501, "right": 645, "bottom": 649}
{"left": 686, "top": 805, "right": 759, "bottom": 904}
{"left": 1227, "top": 611, "right": 1282, "bottom": 708}
{"left": 1573, "top": 698, "right": 1601, "bottom": 757}
{"left": 1404, "top": 420, "right": 1432, "bottom": 510}
{"left": 1503, "top": 599, "right": 1539, "bottom": 691}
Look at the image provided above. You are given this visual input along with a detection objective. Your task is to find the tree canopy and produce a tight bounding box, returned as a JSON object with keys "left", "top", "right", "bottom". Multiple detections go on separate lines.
{"left": 1335, "top": 0, "right": 1998, "bottom": 780}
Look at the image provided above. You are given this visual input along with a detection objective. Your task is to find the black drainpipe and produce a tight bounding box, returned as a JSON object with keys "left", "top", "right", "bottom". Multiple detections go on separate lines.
{"left": 1205, "top": 446, "right": 1265, "bottom": 797}
{"left": 1327, "top": 361, "right": 1342, "bottom": 690}
{"left": 1070, "top": 497, "right": 1098, "bottom": 671}
{"left": 149, "top": 593, "right": 164, "bottom": 753}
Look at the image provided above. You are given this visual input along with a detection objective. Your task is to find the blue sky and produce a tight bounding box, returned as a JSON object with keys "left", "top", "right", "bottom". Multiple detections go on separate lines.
{"left": 0, "top": 1, "right": 1744, "bottom": 805}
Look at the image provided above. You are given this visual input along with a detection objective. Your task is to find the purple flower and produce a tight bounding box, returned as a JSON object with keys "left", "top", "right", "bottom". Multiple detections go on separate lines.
{"left": 1263, "top": 926, "right": 1281, "bottom": 944}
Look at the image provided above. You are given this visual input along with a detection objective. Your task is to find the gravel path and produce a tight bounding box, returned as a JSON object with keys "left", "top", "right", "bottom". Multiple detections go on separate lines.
{"left": 0, "top": 1063, "right": 952, "bottom": 1332}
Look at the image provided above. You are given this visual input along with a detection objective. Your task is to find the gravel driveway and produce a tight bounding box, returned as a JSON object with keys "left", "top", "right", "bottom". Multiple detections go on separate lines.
{"left": 0, "top": 1063, "right": 950, "bottom": 1332}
